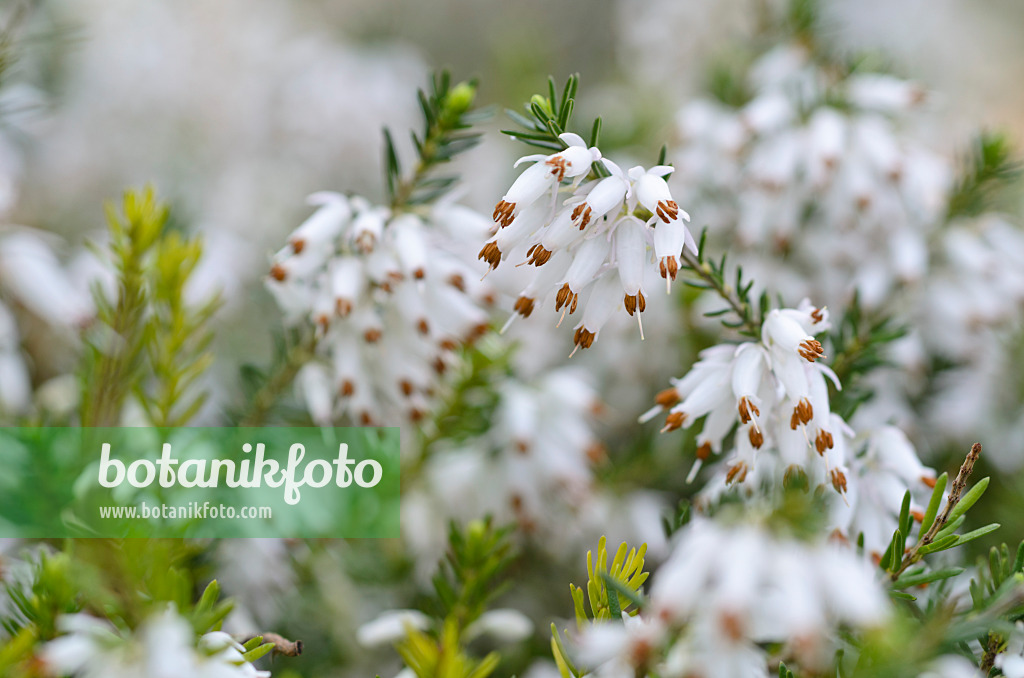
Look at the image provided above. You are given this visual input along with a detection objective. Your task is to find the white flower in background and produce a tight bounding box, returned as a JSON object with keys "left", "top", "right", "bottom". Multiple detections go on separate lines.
{"left": 0, "top": 228, "right": 94, "bottom": 418}
{"left": 831, "top": 426, "right": 937, "bottom": 557}
{"left": 651, "top": 518, "right": 888, "bottom": 673}
{"left": 995, "top": 622, "right": 1024, "bottom": 678}
{"left": 214, "top": 539, "right": 296, "bottom": 627}
{"left": 672, "top": 40, "right": 1024, "bottom": 464}
{"left": 0, "top": 229, "right": 94, "bottom": 329}
{"left": 572, "top": 613, "right": 667, "bottom": 678}
{"left": 918, "top": 656, "right": 983, "bottom": 678}
{"left": 39, "top": 607, "right": 270, "bottom": 678}
{"left": 482, "top": 135, "right": 695, "bottom": 352}
{"left": 642, "top": 300, "right": 847, "bottom": 493}
{"left": 565, "top": 518, "right": 887, "bottom": 678}
{"left": 357, "top": 607, "right": 531, "bottom": 648}
{"left": 401, "top": 367, "right": 639, "bottom": 569}
{"left": 267, "top": 192, "right": 494, "bottom": 426}
{"left": 0, "top": 300, "right": 31, "bottom": 415}
{"left": 356, "top": 609, "right": 432, "bottom": 647}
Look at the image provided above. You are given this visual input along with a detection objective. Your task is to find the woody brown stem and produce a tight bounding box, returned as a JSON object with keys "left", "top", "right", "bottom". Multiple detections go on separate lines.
{"left": 890, "top": 443, "right": 982, "bottom": 580}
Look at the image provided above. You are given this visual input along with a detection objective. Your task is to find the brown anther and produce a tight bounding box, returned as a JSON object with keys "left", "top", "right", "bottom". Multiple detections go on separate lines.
{"left": 448, "top": 273, "right": 466, "bottom": 291}
{"left": 790, "top": 410, "right": 801, "bottom": 430}
{"left": 514, "top": 295, "right": 536, "bottom": 318}
{"left": 526, "top": 243, "right": 552, "bottom": 266}
{"left": 856, "top": 194, "right": 872, "bottom": 211}
{"left": 482, "top": 292, "right": 496, "bottom": 306}
{"left": 815, "top": 429, "right": 834, "bottom": 455}
{"left": 379, "top": 281, "right": 392, "bottom": 293}
{"left": 478, "top": 241, "right": 502, "bottom": 269}
{"left": 316, "top": 314, "right": 330, "bottom": 332}
{"left": 417, "top": 319, "right": 430, "bottom": 335}
{"left": 696, "top": 441, "right": 713, "bottom": 461}
{"left": 719, "top": 612, "right": 745, "bottom": 642}
{"left": 921, "top": 475, "right": 937, "bottom": 489}
{"left": 659, "top": 257, "right": 679, "bottom": 280}
{"left": 661, "top": 411, "right": 686, "bottom": 433}
{"left": 585, "top": 442, "right": 607, "bottom": 464}
{"left": 290, "top": 238, "right": 306, "bottom": 254}
{"left": 870, "top": 551, "right": 883, "bottom": 567}
{"left": 798, "top": 338, "right": 825, "bottom": 362}
{"left": 830, "top": 469, "right": 848, "bottom": 494}
{"left": 655, "top": 199, "right": 680, "bottom": 224}
{"left": 546, "top": 156, "right": 569, "bottom": 181}
{"left": 794, "top": 398, "right": 814, "bottom": 425}
{"left": 363, "top": 328, "right": 382, "bottom": 343}
{"left": 510, "top": 493, "right": 523, "bottom": 511}
{"left": 623, "top": 291, "right": 646, "bottom": 316}
{"left": 439, "top": 338, "right": 458, "bottom": 351}
{"left": 748, "top": 426, "right": 764, "bottom": 449}
{"left": 829, "top": 528, "right": 850, "bottom": 545}
{"left": 359, "top": 412, "right": 374, "bottom": 426}
{"left": 555, "top": 284, "right": 579, "bottom": 314}
{"left": 413, "top": 268, "right": 425, "bottom": 280}
{"left": 515, "top": 440, "right": 530, "bottom": 454}
{"left": 493, "top": 200, "right": 516, "bottom": 227}
{"left": 340, "top": 380, "right": 355, "bottom": 397}
{"left": 470, "top": 323, "right": 490, "bottom": 340}
{"left": 336, "top": 298, "right": 353, "bottom": 317}
{"left": 573, "top": 327, "right": 596, "bottom": 350}
{"left": 571, "top": 204, "right": 593, "bottom": 230}
{"left": 399, "top": 380, "right": 414, "bottom": 397}
{"left": 738, "top": 398, "right": 750, "bottom": 423}
{"left": 725, "top": 462, "right": 748, "bottom": 485}
{"left": 433, "top": 357, "right": 447, "bottom": 374}
{"left": 269, "top": 264, "right": 287, "bottom": 282}
{"left": 627, "top": 637, "right": 653, "bottom": 669}
{"left": 911, "top": 509, "right": 925, "bottom": 523}
{"left": 810, "top": 307, "right": 824, "bottom": 324}
{"left": 655, "top": 387, "right": 680, "bottom": 409}
{"left": 409, "top": 408, "right": 424, "bottom": 422}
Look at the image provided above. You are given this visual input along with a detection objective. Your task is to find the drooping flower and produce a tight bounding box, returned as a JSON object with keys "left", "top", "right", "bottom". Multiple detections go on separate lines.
{"left": 642, "top": 300, "right": 844, "bottom": 491}
{"left": 267, "top": 193, "right": 494, "bottom": 426}
{"left": 483, "top": 141, "right": 695, "bottom": 352}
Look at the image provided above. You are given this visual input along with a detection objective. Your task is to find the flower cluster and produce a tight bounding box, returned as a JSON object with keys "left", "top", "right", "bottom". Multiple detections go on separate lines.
{"left": 267, "top": 193, "right": 494, "bottom": 426}
{"left": 675, "top": 44, "right": 950, "bottom": 308}
{"left": 643, "top": 300, "right": 938, "bottom": 557}
{"left": 642, "top": 300, "right": 843, "bottom": 490}
{"left": 403, "top": 367, "right": 624, "bottom": 567}
{"left": 39, "top": 608, "right": 269, "bottom": 678}
{"left": 480, "top": 133, "right": 695, "bottom": 352}
{"left": 569, "top": 519, "right": 887, "bottom": 678}
{"left": 672, "top": 41, "right": 1024, "bottom": 460}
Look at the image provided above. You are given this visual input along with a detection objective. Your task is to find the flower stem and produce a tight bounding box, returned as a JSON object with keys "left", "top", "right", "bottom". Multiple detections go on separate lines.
{"left": 680, "top": 248, "right": 762, "bottom": 336}
{"left": 239, "top": 334, "right": 318, "bottom": 427}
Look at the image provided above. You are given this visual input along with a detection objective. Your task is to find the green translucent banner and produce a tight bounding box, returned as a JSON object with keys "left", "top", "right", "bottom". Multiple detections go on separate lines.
{"left": 0, "top": 427, "right": 400, "bottom": 538}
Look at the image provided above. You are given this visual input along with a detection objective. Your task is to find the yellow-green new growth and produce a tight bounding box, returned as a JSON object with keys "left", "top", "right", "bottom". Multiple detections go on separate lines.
{"left": 571, "top": 537, "right": 649, "bottom": 628}
{"left": 396, "top": 619, "right": 499, "bottom": 678}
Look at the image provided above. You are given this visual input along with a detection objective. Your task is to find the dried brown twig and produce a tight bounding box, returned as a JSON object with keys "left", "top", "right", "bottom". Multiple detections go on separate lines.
{"left": 890, "top": 443, "right": 982, "bottom": 580}
{"left": 239, "top": 632, "right": 304, "bottom": 658}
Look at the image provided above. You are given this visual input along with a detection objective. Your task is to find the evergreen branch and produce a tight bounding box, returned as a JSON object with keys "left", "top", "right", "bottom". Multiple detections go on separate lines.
{"left": 80, "top": 188, "right": 168, "bottom": 427}
{"left": 502, "top": 73, "right": 610, "bottom": 179}
{"left": 680, "top": 232, "right": 764, "bottom": 338}
{"left": 388, "top": 72, "right": 485, "bottom": 211}
{"left": 946, "top": 131, "right": 1021, "bottom": 221}
{"left": 827, "top": 296, "right": 907, "bottom": 420}
{"left": 238, "top": 332, "right": 318, "bottom": 427}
